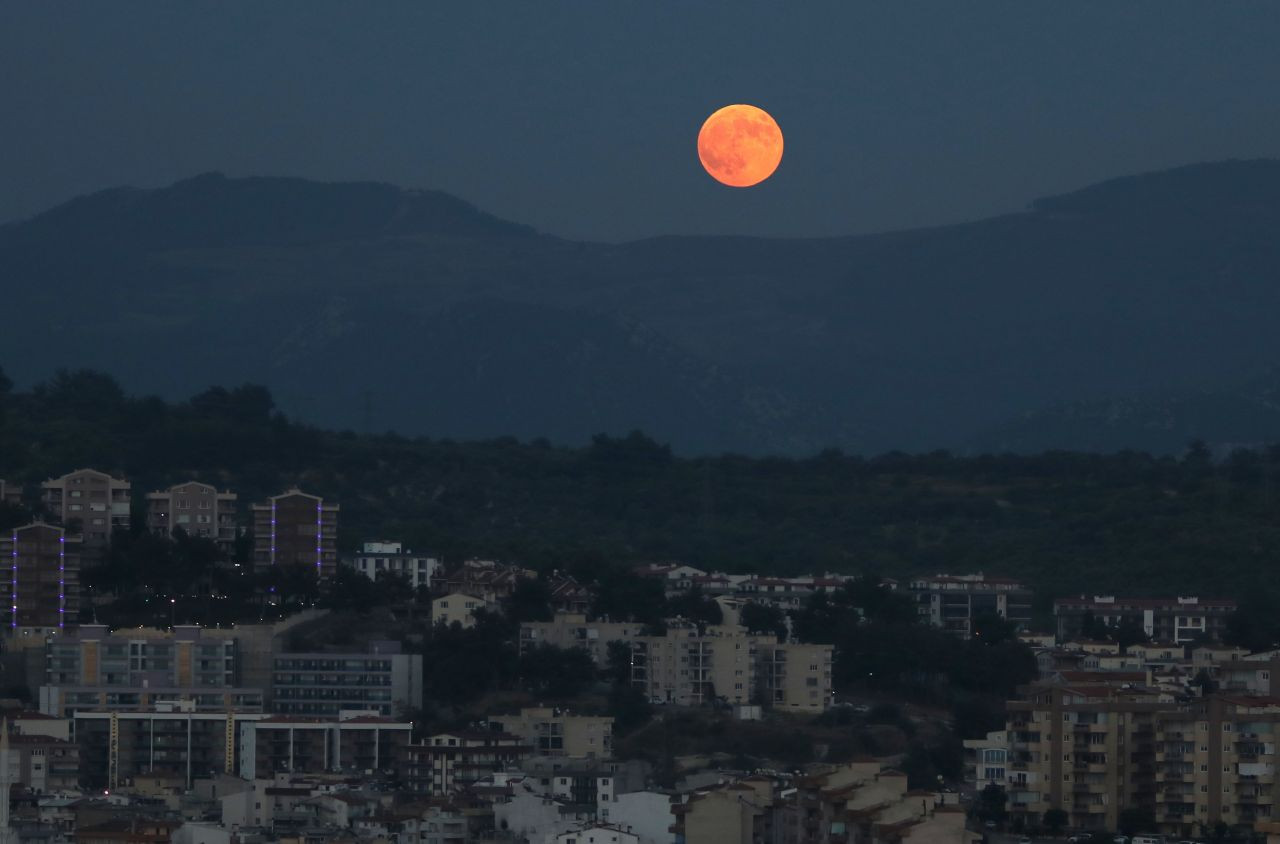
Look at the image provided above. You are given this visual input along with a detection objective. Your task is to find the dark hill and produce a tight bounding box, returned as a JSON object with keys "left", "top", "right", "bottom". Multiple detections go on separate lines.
{"left": 4, "top": 161, "right": 1280, "bottom": 454}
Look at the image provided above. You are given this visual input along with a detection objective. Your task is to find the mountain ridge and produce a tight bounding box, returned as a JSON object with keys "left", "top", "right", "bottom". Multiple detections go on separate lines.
{"left": 5, "top": 160, "right": 1280, "bottom": 454}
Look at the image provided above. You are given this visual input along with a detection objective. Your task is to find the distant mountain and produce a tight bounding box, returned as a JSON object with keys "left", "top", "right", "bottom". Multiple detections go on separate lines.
{"left": 4, "top": 162, "right": 1280, "bottom": 454}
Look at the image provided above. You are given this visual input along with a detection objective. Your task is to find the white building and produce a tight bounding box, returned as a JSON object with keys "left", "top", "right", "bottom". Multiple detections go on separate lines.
{"left": 343, "top": 540, "right": 441, "bottom": 590}
{"left": 601, "top": 791, "right": 675, "bottom": 844}
{"left": 553, "top": 823, "right": 640, "bottom": 844}
{"left": 432, "top": 592, "right": 492, "bottom": 628}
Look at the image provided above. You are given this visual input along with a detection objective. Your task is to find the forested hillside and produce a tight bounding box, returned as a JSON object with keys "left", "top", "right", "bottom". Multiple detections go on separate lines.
{"left": 3, "top": 369, "right": 1279, "bottom": 608}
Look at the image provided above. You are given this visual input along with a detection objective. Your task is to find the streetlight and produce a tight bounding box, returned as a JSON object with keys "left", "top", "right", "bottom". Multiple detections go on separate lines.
{"left": 170, "top": 598, "right": 176, "bottom": 628}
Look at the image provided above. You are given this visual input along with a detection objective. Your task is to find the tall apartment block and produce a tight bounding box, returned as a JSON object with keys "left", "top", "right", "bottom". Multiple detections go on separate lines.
{"left": 1055, "top": 595, "right": 1237, "bottom": 644}
{"left": 40, "top": 469, "right": 131, "bottom": 562}
{"left": 1, "top": 523, "right": 81, "bottom": 636}
{"left": 909, "top": 573, "right": 1034, "bottom": 638}
{"left": 251, "top": 488, "right": 338, "bottom": 580}
{"left": 146, "top": 481, "right": 237, "bottom": 555}
{"left": 1001, "top": 679, "right": 1280, "bottom": 838}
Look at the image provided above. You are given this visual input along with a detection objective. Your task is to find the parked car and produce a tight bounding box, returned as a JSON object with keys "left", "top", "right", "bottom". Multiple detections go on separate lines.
{"left": 1019, "top": 837, "right": 1031, "bottom": 844}
{"left": 984, "top": 822, "right": 997, "bottom": 829}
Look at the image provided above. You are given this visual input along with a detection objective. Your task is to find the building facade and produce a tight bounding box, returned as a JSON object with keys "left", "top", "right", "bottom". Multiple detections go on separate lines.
{"left": 489, "top": 708, "right": 613, "bottom": 760}
{"left": 74, "top": 707, "right": 267, "bottom": 790}
{"left": 251, "top": 489, "right": 338, "bottom": 580}
{"left": 1, "top": 523, "right": 81, "bottom": 636}
{"left": 908, "top": 574, "right": 1034, "bottom": 638}
{"left": 519, "top": 614, "right": 641, "bottom": 666}
{"left": 40, "top": 469, "right": 131, "bottom": 560}
{"left": 145, "top": 481, "right": 237, "bottom": 555}
{"left": 270, "top": 642, "right": 423, "bottom": 718}
{"left": 343, "top": 541, "right": 440, "bottom": 591}
{"left": 241, "top": 713, "right": 412, "bottom": 780}
{"left": 1055, "top": 596, "right": 1237, "bottom": 644}
{"left": 405, "top": 731, "right": 528, "bottom": 795}
{"left": 629, "top": 624, "right": 833, "bottom": 711}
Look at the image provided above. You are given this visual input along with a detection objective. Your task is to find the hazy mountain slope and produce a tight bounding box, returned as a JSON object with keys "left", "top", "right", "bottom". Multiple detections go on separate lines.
{"left": 4, "top": 162, "right": 1280, "bottom": 453}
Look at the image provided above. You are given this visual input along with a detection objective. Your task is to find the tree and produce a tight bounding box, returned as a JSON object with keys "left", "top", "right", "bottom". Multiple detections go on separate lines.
{"left": 974, "top": 783, "right": 1008, "bottom": 824}
{"left": 505, "top": 577, "right": 553, "bottom": 623}
{"left": 517, "top": 643, "right": 597, "bottom": 699}
{"left": 740, "top": 602, "right": 788, "bottom": 638}
{"left": 971, "top": 610, "right": 1017, "bottom": 645}
{"left": 1042, "top": 808, "right": 1068, "bottom": 836}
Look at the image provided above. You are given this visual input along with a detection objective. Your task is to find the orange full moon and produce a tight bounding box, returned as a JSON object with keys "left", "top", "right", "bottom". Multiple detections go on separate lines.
{"left": 697, "top": 104, "right": 784, "bottom": 188}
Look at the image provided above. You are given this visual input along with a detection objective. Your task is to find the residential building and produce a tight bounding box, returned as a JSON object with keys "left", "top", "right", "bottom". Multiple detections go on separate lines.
{"left": 758, "top": 641, "right": 834, "bottom": 712}
{"left": 908, "top": 573, "right": 1034, "bottom": 638}
{"left": 1003, "top": 681, "right": 1169, "bottom": 832}
{"left": 601, "top": 791, "right": 676, "bottom": 844}
{"left": 553, "top": 824, "right": 639, "bottom": 844}
{"left": 270, "top": 641, "right": 423, "bottom": 718}
{"left": 240, "top": 712, "right": 413, "bottom": 779}
{"left": 40, "top": 686, "right": 264, "bottom": 720}
{"left": 4, "top": 733, "right": 80, "bottom": 792}
{"left": 520, "top": 613, "right": 641, "bottom": 665}
{"left": 145, "top": 481, "right": 237, "bottom": 555}
{"left": 405, "top": 731, "right": 528, "bottom": 795}
{"left": 251, "top": 488, "right": 338, "bottom": 580}
{"left": 490, "top": 708, "right": 613, "bottom": 759}
{"left": 437, "top": 559, "right": 535, "bottom": 602}
{"left": 629, "top": 623, "right": 833, "bottom": 711}
{"left": 962, "top": 730, "right": 1008, "bottom": 788}
{"left": 1055, "top": 596, "right": 1237, "bottom": 644}
{"left": 343, "top": 541, "right": 440, "bottom": 591}
{"left": 38, "top": 623, "right": 264, "bottom": 718}
{"left": 74, "top": 707, "right": 268, "bottom": 790}
{"left": 432, "top": 593, "right": 492, "bottom": 629}
{"left": 40, "top": 469, "right": 131, "bottom": 560}
{"left": 1, "top": 523, "right": 81, "bottom": 636}
{"left": 0, "top": 479, "right": 21, "bottom": 507}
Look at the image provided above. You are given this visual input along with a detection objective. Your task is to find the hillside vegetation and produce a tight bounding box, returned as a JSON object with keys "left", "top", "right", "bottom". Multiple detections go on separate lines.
{"left": 2, "top": 369, "right": 1279, "bottom": 606}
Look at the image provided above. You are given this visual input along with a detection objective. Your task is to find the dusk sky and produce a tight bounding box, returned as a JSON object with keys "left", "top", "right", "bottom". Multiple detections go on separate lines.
{"left": 4, "top": 2, "right": 1280, "bottom": 241}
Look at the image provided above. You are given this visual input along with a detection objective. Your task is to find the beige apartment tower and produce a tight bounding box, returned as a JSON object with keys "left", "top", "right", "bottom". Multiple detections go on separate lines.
{"left": 146, "top": 481, "right": 237, "bottom": 555}
{"left": 40, "top": 469, "right": 130, "bottom": 562}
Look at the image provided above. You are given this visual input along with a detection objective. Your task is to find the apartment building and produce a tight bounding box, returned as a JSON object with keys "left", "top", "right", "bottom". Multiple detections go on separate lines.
{"left": 630, "top": 624, "right": 770, "bottom": 707}
{"left": 995, "top": 679, "right": 1280, "bottom": 837}
{"left": 629, "top": 623, "right": 833, "bottom": 711}
{"left": 145, "top": 481, "right": 237, "bottom": 555}
{"left": 405, "top": 731, "right": 528, "bottom": 794}
{"left": 1154, "top": 695, "right": 1280, "bottom": 836}
{"left": 74, "top": 706, "right": 268, "bottom": 790}
{"left": 38, "top": 623, "right": 265, "bottom": 718}
{"left": 908, "top": 573, "right": 1034, "bottom": 638}
{"left": 758, "top": 641, "right": 835, "bottom": 713}
{"left": 519, "top": 613, "right": 642, "bottom": 665}
{"left": 5, "top": 733, "right": 80, "bottom": 792}
{"left": 963, "top": 730, "right": 1008, "bottom": 787}
{"left": 0, "top": 479, "right": 22, "bottom": 507}
{"left": 251, "top": 488, "right": 339, "bottom": 580}
{"left": 40, "top": 469, "right": 131, "bottom": 560}
{"left": 1055, "top": 596, "right": 1237, "bottom": 644}
{"left": 343, "top": 541, "right": 441, "bottom": 590}
{"left": 432, "top": 592, "right": 493, "bottom": 628}
{"left": 490, "top": 707, "right": 613, "bottom": 759}
{"left": 1005, "top": 681, "right": 1169, "bottom": 832}
{"left": 1, "top": 523, "right": 82, "bottom": 636}
{"left": 241, "top": 713, "right": 413, "bottom": 779}
{"left": 270, "top": 642, "right": 423, "bottom": 718}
